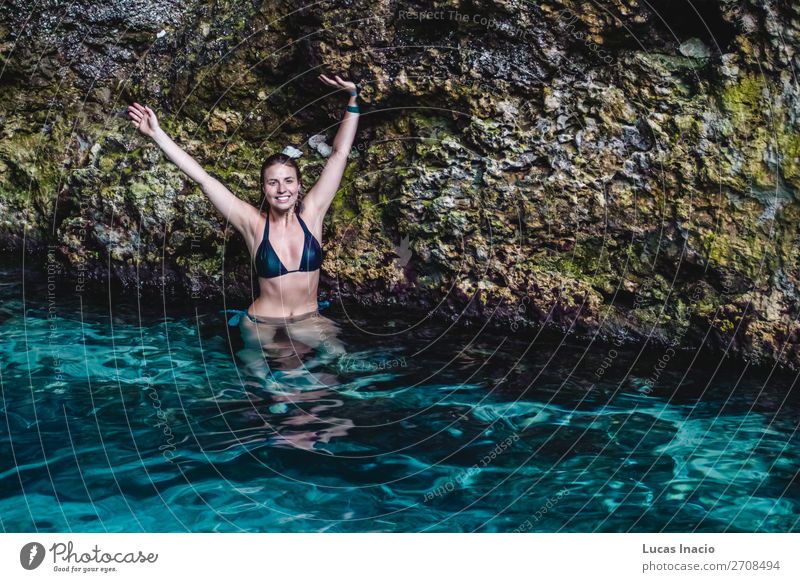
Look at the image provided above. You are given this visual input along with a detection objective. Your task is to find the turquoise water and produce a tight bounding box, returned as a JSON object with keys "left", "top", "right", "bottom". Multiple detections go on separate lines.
{"left": 0, "top": 268, "right": 798, "bottom": 532}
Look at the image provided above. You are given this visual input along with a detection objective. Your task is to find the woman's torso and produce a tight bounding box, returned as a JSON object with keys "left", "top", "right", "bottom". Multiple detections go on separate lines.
{"left": 246, "top": 210, "right": 323, "bottom": 318}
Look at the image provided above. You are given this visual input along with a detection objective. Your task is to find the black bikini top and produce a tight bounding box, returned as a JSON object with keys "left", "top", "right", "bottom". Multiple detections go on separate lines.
{"left": 254, "top": 213, "right": 323, "bottom": 279}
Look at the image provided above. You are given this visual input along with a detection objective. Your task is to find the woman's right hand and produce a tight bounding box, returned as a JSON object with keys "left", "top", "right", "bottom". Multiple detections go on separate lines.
{"left": 127, "top": 102, "right": 160, "bottom": 138}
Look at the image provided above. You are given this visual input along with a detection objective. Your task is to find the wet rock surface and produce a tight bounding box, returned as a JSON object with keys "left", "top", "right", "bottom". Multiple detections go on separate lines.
{"left": 1, "top": 0, "right": 799, "bottom": 367}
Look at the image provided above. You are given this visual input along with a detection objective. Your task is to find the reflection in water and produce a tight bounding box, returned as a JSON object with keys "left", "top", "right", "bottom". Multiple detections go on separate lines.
{"left": 234, "top": 310, "right": 352, "bottom": 451}
{"left": 267, "top": 388, "right": 354, "bottom": 451}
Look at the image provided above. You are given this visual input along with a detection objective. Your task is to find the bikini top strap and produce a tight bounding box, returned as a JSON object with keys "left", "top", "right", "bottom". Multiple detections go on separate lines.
{"left": 260, "top": 210, "right": 270, "bottom": 239}
{"left": 296, "top": 213, "right": 311, "bottom": 236}
{"left": 263, "top": 211, "right": 311, "bottom": 242}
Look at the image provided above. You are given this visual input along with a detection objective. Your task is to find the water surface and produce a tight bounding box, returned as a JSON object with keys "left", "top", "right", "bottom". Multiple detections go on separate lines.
{"left": 1, "top": 268, "right": 798, "bottom": 532}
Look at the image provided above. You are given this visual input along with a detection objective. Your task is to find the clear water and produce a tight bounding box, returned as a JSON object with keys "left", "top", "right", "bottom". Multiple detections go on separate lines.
{"left": 1, "top": 268, "right": 798, "bottom": 532}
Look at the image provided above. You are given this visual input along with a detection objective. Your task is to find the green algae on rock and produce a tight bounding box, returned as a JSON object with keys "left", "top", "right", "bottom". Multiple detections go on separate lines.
{"left": 1, "top": 0, "right": 799, "bottom": 368}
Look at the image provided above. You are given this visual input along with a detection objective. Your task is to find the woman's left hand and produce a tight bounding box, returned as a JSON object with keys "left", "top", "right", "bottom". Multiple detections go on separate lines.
{"left": 319, "top": 74, "right": 357, "bottom": 94}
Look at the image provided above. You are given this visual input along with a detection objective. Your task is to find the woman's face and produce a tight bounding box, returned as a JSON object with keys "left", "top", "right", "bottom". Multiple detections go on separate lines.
{"left": 262, "top": 163, "right": 300, "bottom": 211}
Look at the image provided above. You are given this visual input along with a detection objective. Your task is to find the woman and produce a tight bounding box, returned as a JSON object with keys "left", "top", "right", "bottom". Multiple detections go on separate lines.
{"left": 128, "top": 74, "right": 359, "bottom": 371}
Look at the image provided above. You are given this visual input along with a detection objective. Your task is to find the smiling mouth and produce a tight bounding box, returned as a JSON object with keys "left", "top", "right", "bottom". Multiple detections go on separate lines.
{"left": 275, "top": 194, "right": 292, "bottom": 202}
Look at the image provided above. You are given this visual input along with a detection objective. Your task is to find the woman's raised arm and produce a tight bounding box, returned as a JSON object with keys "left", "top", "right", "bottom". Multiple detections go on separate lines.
{"left": 302, "top": 75, "right": 360, "bottom": 219}
{"left": 127, "top": 103, "right": 257, "bottom": 236}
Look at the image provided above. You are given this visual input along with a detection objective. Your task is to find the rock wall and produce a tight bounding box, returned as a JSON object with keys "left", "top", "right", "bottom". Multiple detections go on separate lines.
{"left": 1, "top": 0, "right": 799, "bottom": 366}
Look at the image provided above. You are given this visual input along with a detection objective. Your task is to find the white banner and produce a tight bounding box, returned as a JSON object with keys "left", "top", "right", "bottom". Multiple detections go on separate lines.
{"left": 1, "top": 533, "right": 797, "bottom": 581}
